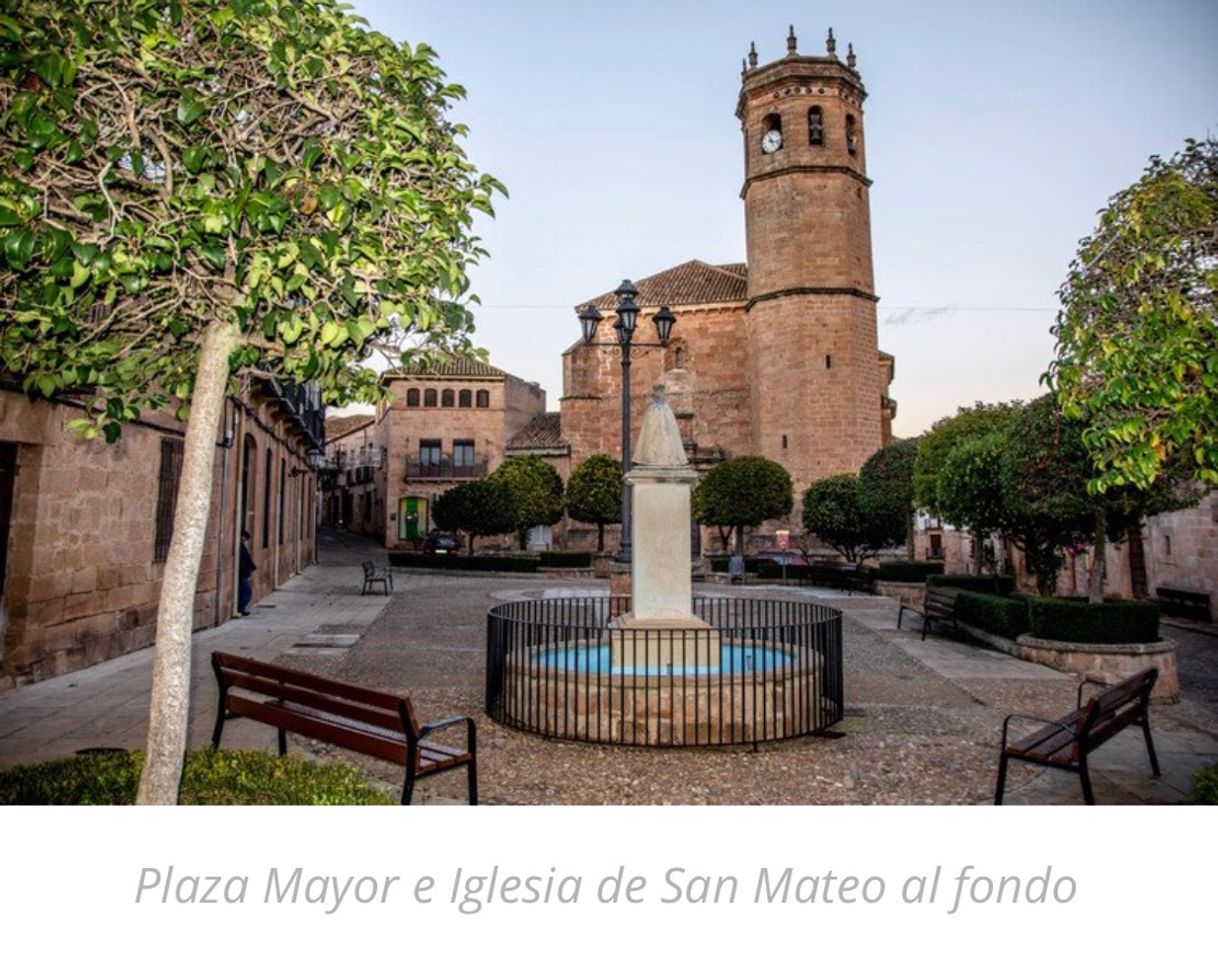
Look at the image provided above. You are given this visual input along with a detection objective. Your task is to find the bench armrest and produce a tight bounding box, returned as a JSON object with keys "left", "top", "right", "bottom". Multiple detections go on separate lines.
{"left": 419, "top": 715, "right": 477, "bottom": 752}
{"left": 1076, "top": 674, "right": 1112, "bottom": 708}
{"left": 1000, "top": 712, "right": 1066, "bottom": 748}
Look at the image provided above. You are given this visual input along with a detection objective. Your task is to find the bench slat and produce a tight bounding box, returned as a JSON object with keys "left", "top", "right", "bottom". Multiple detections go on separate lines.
{"left": 222, "top": 669, "right": 406, "bottom": 734}
{"left": 214, "top": 650, "right": 408, "bottom": 714}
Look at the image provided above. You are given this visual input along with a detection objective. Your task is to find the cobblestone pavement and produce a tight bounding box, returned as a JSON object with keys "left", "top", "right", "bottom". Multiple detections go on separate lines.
{"left": 2, "top": 535, "right": 1215, "bottom": 806}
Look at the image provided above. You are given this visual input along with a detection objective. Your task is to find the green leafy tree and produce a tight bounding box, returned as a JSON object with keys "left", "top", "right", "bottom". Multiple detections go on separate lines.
{"left": 1049, "top": 138, "right": 1218, "bottom": 491}
{"left": 858, "top": 438, "right": 919, "bottom": 558}
{"left": 936, "top": 433, "right": 1012, "bottom": 576}
{"left": 432, "top": 480, "right": 516, "bottom": 555}
{"left": 691, "top": 455, "right": 793, "bottom": 552}
{"left": 801, "top": 473, "right": 903, "bottom": 562}
{"left": 912, "top": 402, "right": 1022, "bottom": 511}
{"left": 488, "top": 454, "right": 564, "bottom": 549}
{"left": 565, "top": 454, "right": 622, "bottom": 552}
{"left": 0, "top": 0, "right": 503, "bottom": 802}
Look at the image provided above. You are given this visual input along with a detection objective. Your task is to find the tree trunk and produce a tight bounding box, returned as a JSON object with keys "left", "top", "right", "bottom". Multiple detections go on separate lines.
{"left": 468, "top": 534, "right": 476, "bottom": 556}
{"left": 1089, "top": 508, "right": 1107, "bottom": 605}
{"left": 973, "top": 529, "right": 984, "bottom": 575}
{"left": 718, "top": 526, "right": 730, "bottom": 551}
{"left": 137, "top": 321, "right": 240, "bottom": 805}
{"left": 906, "top": 513, "right": 915, "bottom": 560}
{"left": 596, "top": 522, "right": 605, "bottom": 553}
{"left": 734, "top": 524, "right": 744, "bottom": 554}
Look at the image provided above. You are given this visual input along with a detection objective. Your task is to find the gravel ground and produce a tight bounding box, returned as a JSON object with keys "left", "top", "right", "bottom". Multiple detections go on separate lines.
{"left": 276, "top": 572, "right": 1211, "bottom": 805}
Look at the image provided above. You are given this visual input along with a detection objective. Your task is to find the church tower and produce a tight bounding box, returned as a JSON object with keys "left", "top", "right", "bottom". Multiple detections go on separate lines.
{"left": 738, "top": 27, "right": 888, "bottom": 498}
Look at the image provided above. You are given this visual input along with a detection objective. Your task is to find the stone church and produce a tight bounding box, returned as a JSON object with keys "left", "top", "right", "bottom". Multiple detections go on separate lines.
{"left": 555, "top": 26, "right": 895, "bottom": 547}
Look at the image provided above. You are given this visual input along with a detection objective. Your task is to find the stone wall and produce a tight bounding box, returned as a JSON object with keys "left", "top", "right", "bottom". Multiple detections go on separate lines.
{"left": 0, "top": 384, "right": 317, "bottom": 689}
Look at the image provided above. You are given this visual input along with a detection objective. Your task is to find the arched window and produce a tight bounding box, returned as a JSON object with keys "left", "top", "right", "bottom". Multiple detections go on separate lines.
{"left": 808, "top": 106, "right": 824, "bottom": 146}
{"left": 441, "top": 388, "right": 455, "bottom": 407}
{"left": 760, "top": 113, "right": 783, "bottom": 154}
{"left": 475, "top": 389, "right": 490, "bottom": 408}
{"left": 458, "top": 389, "right": 472, "bottom": 408}
{"left": 846, "top": 114, "right": 858, "bottom": 156}
{"left": 406, "top": 388, "right": 420, "bottom": 407}
{"left": 423, "top": 388, "right": 437, "bottom": 407}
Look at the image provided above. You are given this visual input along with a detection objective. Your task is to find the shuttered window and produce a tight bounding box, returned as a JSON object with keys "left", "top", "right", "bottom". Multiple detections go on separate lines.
{"left": 154, "top": 438, "right": 184, "bottom": 562}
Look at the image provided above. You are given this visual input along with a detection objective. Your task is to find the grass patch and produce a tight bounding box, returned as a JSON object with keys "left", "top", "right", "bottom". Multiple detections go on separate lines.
{"left": 0, "top": 748, "right": 394, "bottom": 805}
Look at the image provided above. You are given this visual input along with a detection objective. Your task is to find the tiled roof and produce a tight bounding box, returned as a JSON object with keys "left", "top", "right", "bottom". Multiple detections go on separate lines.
{"left": 506, "top": 412, "right": 567, "bottom": 451}
{"left": 579, "top": 260, "right": 748, "bottom": 310}
{"left": 385, "top": 358, "right": 506, "bottom": 380}
{"left": 324, "top": 413, "right": 375, "bottom": 441}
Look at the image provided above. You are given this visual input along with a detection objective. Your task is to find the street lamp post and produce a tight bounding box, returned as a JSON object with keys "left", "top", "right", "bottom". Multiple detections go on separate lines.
{"left": 578, "top": 281, "right": 676, "bottom": 565}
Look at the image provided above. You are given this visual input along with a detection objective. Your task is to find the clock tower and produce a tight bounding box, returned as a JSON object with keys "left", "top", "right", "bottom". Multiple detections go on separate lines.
{"left": 738, "top": 27, "right": 887, "bottom": 495}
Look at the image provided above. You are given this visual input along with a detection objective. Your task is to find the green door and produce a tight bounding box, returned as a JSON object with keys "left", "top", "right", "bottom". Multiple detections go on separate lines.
{"left": 398, "top": 496, "right": 427, "bottom": 542}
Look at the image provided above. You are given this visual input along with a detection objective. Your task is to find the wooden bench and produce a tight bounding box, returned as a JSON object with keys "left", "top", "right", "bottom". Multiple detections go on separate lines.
{"left": 994, "top": 667, "right": 1160, "bottom": 805}
{"left": 362, "top": 560, "right": 393, "bottom": 596}
{"left": 210, "top": 651, "right": 477, "bottom": 805}
{"left": 1157, "top": 585, "right": 1211, "bottom": 623}
{"left": 896, "top": 585, "right": 959, "bottom": 640}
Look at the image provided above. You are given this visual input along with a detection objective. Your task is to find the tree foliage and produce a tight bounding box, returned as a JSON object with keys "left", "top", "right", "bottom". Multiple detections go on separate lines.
{"left": 801, "top": 473, "right": 904, "bottom": 562}
{"left": 432, "top": 480, "right": 515, "bottom": 555}
{"left": 564, "top": 453, "right": 622, "bottom": 552}
{"left": 1049, "top": 137, "right": 1218, "bottom": 491}
{"left": 488, "top": 454, "right": 564, "bottom": 548}
{"left": 692, "top": 455, "right": 793, "bottom": 551}
{"left": 936, "top": 433, "right": 1011, "bottom": 540}
{"left": 912, "top": 402, "right": 1022, "bottom": 510}
{"left": 0, "top": 0, "right": 503, "bottom": 802}
{"left": 858, "top": 438, "right": 919, "bottom": 553}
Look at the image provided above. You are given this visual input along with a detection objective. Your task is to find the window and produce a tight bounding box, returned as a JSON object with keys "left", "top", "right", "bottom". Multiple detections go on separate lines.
{"left": 153, "top": 438, "right": 184, "bottom": 562}
{"left": 825, "top": 354, "right": 833, "bottom": 369}
{"left": 406, "top": 388, "right": 420, "bottom": 407}
{"left": 423, "top": 388, "right": 437, "bottom": 407}
{"left": 808, "top": 106, "right": 824, "bottom": 145}
{"left": 262, "top": 447, "right": 272, "bottom": 547}
{"left": 419, "top": 440, "right": 442, "bottom": 467}
{"left": 441, "top": 388, "right": 455, "bottom": 408}
{"left": 278, "top": 458, "right": 286, "bottom": 544}
{"left": 475, "top": 389, "right": 490, "bottom": 408}
{"left": 846, "top": 114, "right": 858, "bottom": 156}
{"left": 458, "top": 389, "right": 472, "bottom": 408}
{"left": 453, "top": 440, "right": 475, "bottom": 473}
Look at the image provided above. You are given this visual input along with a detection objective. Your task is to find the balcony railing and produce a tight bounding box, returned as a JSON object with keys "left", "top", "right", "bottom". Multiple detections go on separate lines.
{"left": 406, "top": 454, "right": 488, "bottom": 480}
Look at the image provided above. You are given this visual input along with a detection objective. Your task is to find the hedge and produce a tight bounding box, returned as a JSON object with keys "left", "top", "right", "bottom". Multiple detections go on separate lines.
{"left": 1027, "top": 598, "right": 1160, "bottom": 644}
{"left": 1192, "top": 763, "right": 1218, "bottom": 805}
{"left": 388, "top": 552, "right": 538, "bottom": 572}
{"left": 538, "top": 551, "right": 593, "bottom": 569}
{"left": 927, "top": 574, "right": 1015, "bottom": 596}
{"left": 876, "top": 561, "right": 944, "bottom": 582}
{"left": 0, "top": 749, "right": 394, "bottom": 805}
{"left": 955, "top": 591, "right": 1030, "bottom": 638}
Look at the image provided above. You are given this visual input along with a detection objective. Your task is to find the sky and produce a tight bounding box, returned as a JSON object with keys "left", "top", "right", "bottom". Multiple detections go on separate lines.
{"left": 348, "top": 0, "right": 1218, "bottom": 437}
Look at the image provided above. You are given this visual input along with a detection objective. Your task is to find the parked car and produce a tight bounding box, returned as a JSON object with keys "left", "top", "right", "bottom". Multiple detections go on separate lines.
{"left": 423, "top": 531, "right": 461, "bottom": 555}
{"left": 754, "top": 550, "right": 810, "bottom": 568}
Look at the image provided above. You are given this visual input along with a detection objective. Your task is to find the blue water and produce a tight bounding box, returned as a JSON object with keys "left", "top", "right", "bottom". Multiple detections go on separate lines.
{"left": 533, "top": 643, "right": 792, "bottom": 676}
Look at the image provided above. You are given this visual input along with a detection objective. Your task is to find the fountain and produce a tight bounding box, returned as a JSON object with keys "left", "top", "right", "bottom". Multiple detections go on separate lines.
{"left": 485, "top": 386, "right": 843, "bottom": 746}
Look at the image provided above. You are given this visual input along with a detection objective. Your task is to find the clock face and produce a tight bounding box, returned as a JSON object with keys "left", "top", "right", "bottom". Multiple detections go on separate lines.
{"left": 761, "top": 129, "right": 783, "bottom": 154}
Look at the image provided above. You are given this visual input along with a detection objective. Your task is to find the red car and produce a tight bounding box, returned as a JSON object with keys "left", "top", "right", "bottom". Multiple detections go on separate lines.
{"left": 754, "top": 550, "right": 810, "bottom": 568}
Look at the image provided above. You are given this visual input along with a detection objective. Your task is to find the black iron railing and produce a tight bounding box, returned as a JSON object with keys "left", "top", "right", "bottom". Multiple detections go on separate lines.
{"left": 485, "top": 595, "right": 843, "bottom": 748}
{"left": 406, "top": 455, "right": 488, "bottom": 480}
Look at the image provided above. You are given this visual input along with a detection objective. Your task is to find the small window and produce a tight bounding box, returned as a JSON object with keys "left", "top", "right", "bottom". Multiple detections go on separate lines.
{"left": 406, "top": 388, "right": 420, "bottom": 407}
{"left": 153, "top": 438, "right": 184, "bottom": 562}
{"left": 781, "top": 435, "right": 788, "bottom": 450}
{"left": 419, "top": 440, "right": 442, "bottom": 467}
{"left": 458, "top": 389, "right": 472, "bottom": 408}
{"left": 475, "top": 389, "right": 490, "bottom": 408}
{"left": 423, "top": 388, "right": 437, "bottom": 407}
{"left": 808, "top": 106, "right": 824, "bottom": 146}
{"left": 441, "top": 388, "right": 455, "bottom": 408}
{"left": 1164, "top": 535, "right": 1172, "bottom": 557}
{"left": 846, "top": 115, "right": 858, "bottom": 156}
{"left": 262, "top": 447, "right": 273, "bottom": 547}
{"left": 825, "top": 354, "right": 833, "bottom": 369}
{"left": 453, "top": 440, "right": 475, "bottom": 472}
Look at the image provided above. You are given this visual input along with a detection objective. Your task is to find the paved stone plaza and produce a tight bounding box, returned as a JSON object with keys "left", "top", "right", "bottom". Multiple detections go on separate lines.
{"left": 2, "top": 531, "right": 1215, "bottom": 805}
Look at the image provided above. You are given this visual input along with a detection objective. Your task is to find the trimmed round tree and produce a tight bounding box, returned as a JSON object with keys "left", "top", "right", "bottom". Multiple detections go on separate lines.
{"left": 432, "top": 480, "right": 516, "bottom": 555}
{"left": 802, "top": 473, "right": 903, "bottom": 563}
{"left": 691, "top": 456, "right": 793, "bottom": 553}
{"left": 488, "top": 454, "right": 564, "bottom": 550}
{"left": 912, "top": 402, "right": 1023, "bottom": 511}
{"left": 565, "top": 454, "right": 623, "bottom": 552}
{"left": 858, "top": 438, "right": 919, "bottom": 558}
{"left": 0, "top": 1, "right": 503, "bottom": 802}
{"left": 1049, "top": 137, "right": 1218, "bottom": 491}
{"left": 936, "top": 433, "right": 1012, "bottom": 575}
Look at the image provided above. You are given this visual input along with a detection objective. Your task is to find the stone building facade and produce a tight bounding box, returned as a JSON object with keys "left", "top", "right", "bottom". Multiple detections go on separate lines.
{"left": 375, "top": 361, "right": 547, "bottom": 549}
{"left": 0, "top": 379, "right": 323, "bottom": 688}
{"left": 559, "top": 27, "right": 895, "bottom": 551}
{"left": 319, "top": 413, "right": 383, "bottom": 541}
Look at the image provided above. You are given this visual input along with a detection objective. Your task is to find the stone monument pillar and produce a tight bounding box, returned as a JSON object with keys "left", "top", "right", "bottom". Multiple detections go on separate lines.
{"left": 610, "top": 385, "right": 718, "bottom": 672}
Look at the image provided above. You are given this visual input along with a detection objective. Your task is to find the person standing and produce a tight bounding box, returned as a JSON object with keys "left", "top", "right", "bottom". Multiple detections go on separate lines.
{"left": 238, "top": 529, "right": 256, "bottom": 616}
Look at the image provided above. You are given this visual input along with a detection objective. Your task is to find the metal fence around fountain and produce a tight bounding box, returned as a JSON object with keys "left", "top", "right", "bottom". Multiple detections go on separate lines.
{"left": 486, "top": 595, "right": 843, "bottom": 747}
